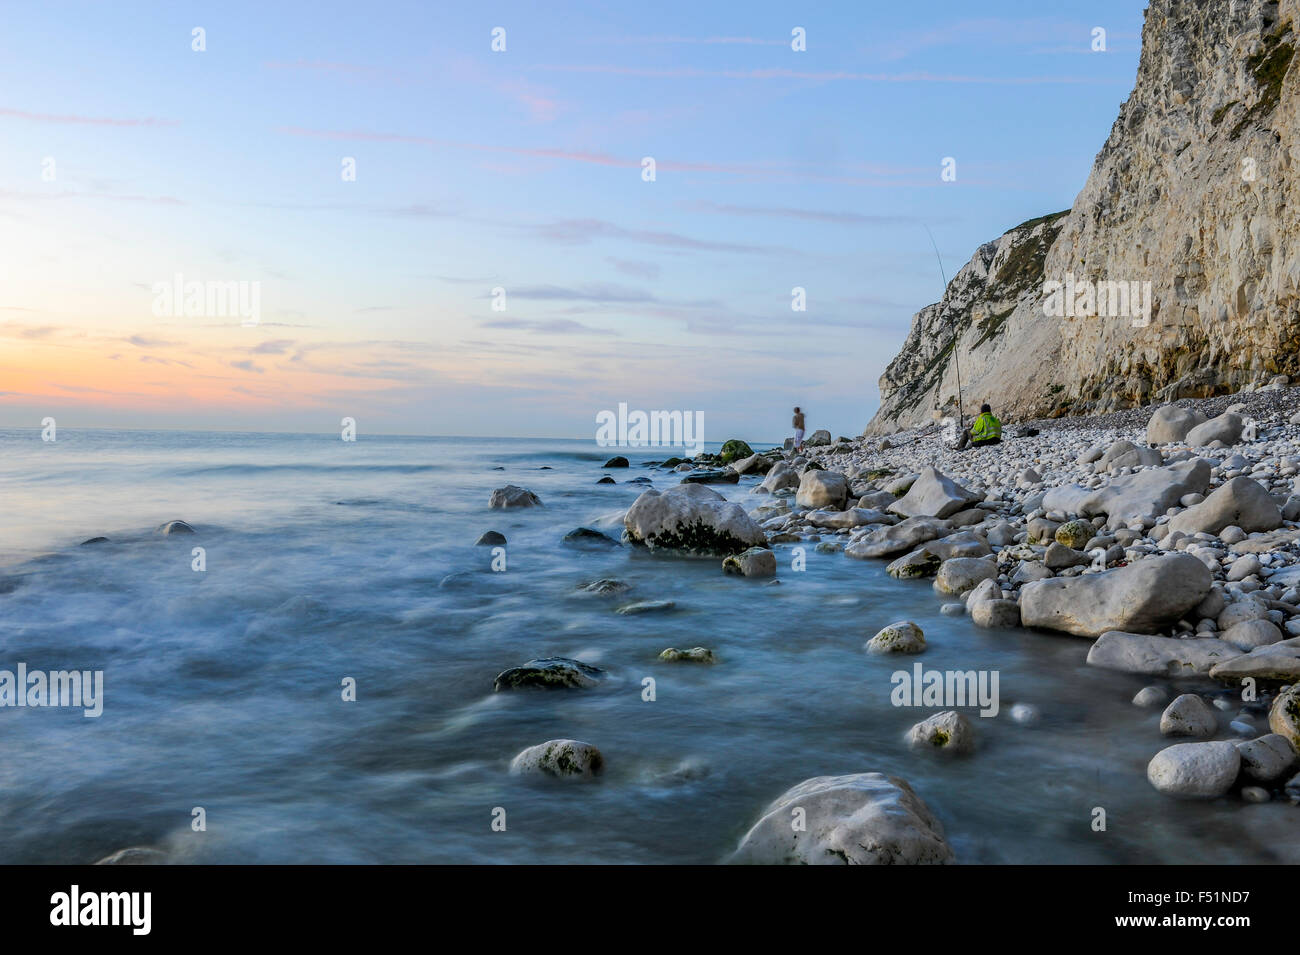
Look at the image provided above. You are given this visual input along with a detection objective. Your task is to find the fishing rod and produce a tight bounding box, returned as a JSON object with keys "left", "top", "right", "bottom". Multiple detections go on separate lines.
{"left": 923, "top": 225, "right": 964, "bottom": 433}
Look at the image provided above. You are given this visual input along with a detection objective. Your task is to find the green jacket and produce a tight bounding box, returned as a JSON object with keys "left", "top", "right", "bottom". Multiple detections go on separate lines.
{"left": 971, "top": 412, "right": 1002, "bottom": 443}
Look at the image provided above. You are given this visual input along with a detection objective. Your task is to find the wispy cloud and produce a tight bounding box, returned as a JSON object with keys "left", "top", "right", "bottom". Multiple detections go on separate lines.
{"left": 681, "top": 200, "right": 950, "bottom": 226}
{"left": 527, "top": 217, "right": 777, "bottom": 255}
{"left": 530, "top": 65, "right": 1121, "bottom": 85}
{"left": 0, "top": 106, "right": 179, "bottom": 127}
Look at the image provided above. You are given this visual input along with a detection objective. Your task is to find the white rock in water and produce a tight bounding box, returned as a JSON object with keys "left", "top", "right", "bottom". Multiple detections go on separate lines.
{"left": 1133, "top": 685, "right": 1170, "bottom": 706}
{"left": 1234, "top": 734, "right": 1298, "bottom": 782}
{"left": 759, "top": 461, "right": 800, "bottom": 493}
{"left": 624, "top": 483, "right": 766, "bottom": 556}
{"left": 1159, "top": 693, "right": 1218, "bottom": 737}
{"left": 888, "top": 467, "right": 981, "bottom": 520}
{"left": 509, "top": 739, "right": 604, "bottom": 778}
{"left": 1147, "top": 741, "right": 1241, "bottom": 799}
{"left": 866, "top": 620, "right": 926, "bottom": 654}
{"left": 1021, "top": 553, "right": 1212, "bottom": 637}
{"left": 795, "top": 470, "right": 850, "bottom": 510}
{"left": 1009, "top": 703, "right": 1040, "bottom": 725}
{"left": 1087, "top": 631, "right": 1242, "bottom": 676}
{"left": 906, "top": 710, "right": 975, "bottom": 753}
{"left": 729, "top": 773, "right": 953, "bottom": 864}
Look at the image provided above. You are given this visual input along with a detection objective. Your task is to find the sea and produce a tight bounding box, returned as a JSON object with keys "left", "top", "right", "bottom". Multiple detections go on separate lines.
{"left": 0, "top": 428, "right": 1291, "bottom": 863}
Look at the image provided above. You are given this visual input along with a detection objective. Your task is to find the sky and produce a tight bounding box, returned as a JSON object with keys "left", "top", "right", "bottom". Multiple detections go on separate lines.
{"left": 0, "top": 0, "right": 1146, "bottom": 442}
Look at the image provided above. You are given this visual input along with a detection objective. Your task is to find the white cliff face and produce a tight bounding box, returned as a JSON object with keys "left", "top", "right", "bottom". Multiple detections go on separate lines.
{"left": 868, "top": 0, "right": 1300, "bottom": 435}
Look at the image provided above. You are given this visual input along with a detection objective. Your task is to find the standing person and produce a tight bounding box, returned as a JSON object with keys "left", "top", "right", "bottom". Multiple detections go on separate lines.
{"left": 955, "top": 403, "right": 1002, "bottom": 451}
{"left": 792, "top": 407, "right": 805, "bottom": 451}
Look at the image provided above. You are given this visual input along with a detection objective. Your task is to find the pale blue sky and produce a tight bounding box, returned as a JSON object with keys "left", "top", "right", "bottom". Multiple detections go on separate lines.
{"left": 0, "top": 0, "right": 1144, "bottom": 441}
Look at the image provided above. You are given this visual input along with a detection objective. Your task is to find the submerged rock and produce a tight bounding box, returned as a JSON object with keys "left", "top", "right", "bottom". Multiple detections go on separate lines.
{"left": 616, "top": 599, "right": 676, "bottom": 615}
{"left": 603, "top": 456, "right": 630, "bottom": 468}
{"left": 729, "top": 773, "right": 953, "bottom": 865}
{"left": 562, "top": 526, "right": 619, "bottom": 548}
{"left": 906, "top": 711, "right": 975, "bottom": 754}
{"left": 157, "top": 520, "right": 195, "bottom": 535}
{"left": 681, "top": 469, "right": 740, "bottom": 485}
{"left": 722, "top": 546, "right": 777, "bottom": 578}
{"left": 493, "top": 657, "right": 603, "bottom": 691}
{"left": 489, "top": 485, "right": 542, "bottom": 508}
{"left": 509, "top": 739, "right": 604, "bottom": 778}
{"left": 94, "top": 847, "right": 168, "bottom": 865}
{"left": 575, "top": 578, "right": 632, "bottom": 597}
{"left": 659, "top": 647, "right": 715, "bottom": 663}
{"left": 475, "top": 530, "right": 507, "bottom": 546}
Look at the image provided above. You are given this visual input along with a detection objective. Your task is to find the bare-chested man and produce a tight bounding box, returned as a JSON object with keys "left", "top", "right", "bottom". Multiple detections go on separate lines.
{"left": 792, "top": 407, "right": 805, "bottom": 451}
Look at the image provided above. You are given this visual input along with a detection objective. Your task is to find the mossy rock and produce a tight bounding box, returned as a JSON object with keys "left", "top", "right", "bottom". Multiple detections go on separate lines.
{"left": 719, "top": 439, "right": 754, "bottom": 463}
{"left": 1054, "top": 519, "right": 1093, "bottom": 549}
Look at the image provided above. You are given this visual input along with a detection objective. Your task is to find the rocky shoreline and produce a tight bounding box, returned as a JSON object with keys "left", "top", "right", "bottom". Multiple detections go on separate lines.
{"left": 491, "top": 386, "right": 1300, "bottom": 863}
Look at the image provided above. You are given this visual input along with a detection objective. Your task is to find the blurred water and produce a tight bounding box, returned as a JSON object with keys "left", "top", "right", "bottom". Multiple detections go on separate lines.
{"left": 0, "top": 428, "right": 1292, "bottom": 863}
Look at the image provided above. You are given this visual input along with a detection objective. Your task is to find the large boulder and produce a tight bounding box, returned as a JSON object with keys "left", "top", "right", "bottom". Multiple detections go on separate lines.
{"left": 844, "top": 517, "right": 951, "bottom": 559}
{"left": 1147, "top": 741, "right": 1241, "bottom": 799}
{"left": 1081, "top": 459, "right": 1212, "bottom": 527}
{"left": 804, "top": 429, "right": 832, "bottom": 447}
{"left": 1088, "top": 631, "right": 1243, "bottom": 676}
{"left": 729, "top": 773, "right": 953, "bottom": 865}
{"left": 796, "top": 470, "right": 850, "bottom": 510}
{"left": 888, "top": 467, "right": 980, "bottom": 520}
{"left": 719, "top": 439, "right": 754, "bottom": 463}
{"left": 1185, "top": 412, "right": 1245, "bottom": 447}
{"left": 489, "top": 485, "right": 541, "bottom": 508}
{"left": 624, "top": 483, "right": 766, "bottom": 556}
{"left": 1166, "top": 476, "right": 1282, "bottom": 536}
{"left": 1147, "top": 405, "right": 1208, "bottom": 444}
{"left": 933, "top": 557, "right": 998, "bottom": 595}
{"left": 1020, "top": 554, "right": 1212, "bottom": 637}
{"left": 759, "top": 461, "right": 799, "bottom": 493}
